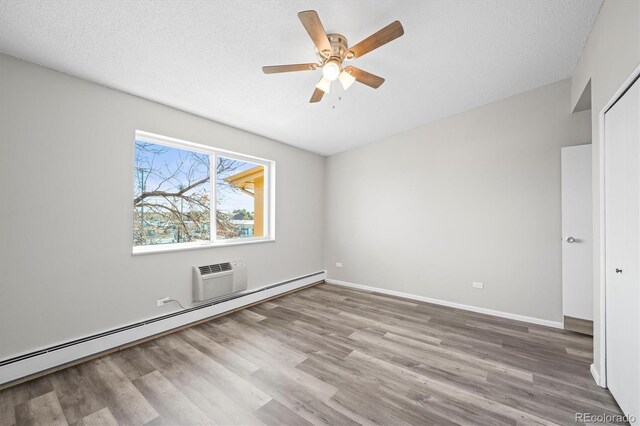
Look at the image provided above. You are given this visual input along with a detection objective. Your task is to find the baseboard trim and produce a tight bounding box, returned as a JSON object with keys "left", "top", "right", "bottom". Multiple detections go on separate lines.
{"left": 563, "top": 315, "right": 593, "bottom": 336}
{"left": 590, "top": 363, "right": 604, "bottom": 387}
{"left": 0, "top": 271, "right": 326, "bottom": 387}
{"left": 326, "top": 279, "right": 563, "bottom": 329}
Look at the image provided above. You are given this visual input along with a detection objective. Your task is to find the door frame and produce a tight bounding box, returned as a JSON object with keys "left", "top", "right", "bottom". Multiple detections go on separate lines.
{"left": 597, "top": 63, "right": 640, "bottom": 388}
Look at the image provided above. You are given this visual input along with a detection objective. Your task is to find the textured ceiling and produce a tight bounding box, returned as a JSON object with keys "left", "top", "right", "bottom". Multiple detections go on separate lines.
{"left": 0, "top": 0, "right": 602, "bottom": 155}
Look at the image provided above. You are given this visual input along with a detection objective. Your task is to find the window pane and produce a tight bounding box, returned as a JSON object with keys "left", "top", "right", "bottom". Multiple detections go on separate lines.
{"left": 216, "top": 156, "right": 265, "bottom": 239}
{"left": 134, "top": 141, "right": 210, "bottom": 246}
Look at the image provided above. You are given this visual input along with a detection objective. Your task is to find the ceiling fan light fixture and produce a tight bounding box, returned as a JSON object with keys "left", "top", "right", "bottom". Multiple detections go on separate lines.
{"left": 262, "top": 10, "right": 404, "bottom": 103}
{"left": 316, "top": 76, "right": 332, "bottom": 93}
{"left": 322, "top": 60, "right": 341, "bottom": 81}
{"left": 339, "top": 70, "right": 356, "bottom": 90}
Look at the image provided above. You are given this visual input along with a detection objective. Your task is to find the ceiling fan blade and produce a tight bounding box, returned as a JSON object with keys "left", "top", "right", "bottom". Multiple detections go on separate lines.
{"left": 298, "top": 10, "right": 332, "bottom": 57}
{"left": 344, "top": 66, "right": 385, "bottom": 89}
{"left": 262, "top": 63, "right": 318, "bottom": 74}
{"left": 310, "top": 87, "right": 324, "bottom": 103}
{"left": 348, "top": 21, "right": 404, "bottom": 59}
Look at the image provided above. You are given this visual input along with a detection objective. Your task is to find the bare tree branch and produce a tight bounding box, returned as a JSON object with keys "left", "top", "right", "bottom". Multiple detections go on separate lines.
{"left": 133, "top": 176, "right": 210, "bottom": 206}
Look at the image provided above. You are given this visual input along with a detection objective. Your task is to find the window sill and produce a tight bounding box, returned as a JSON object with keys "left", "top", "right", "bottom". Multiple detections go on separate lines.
{"left": 132, "top": 237, "right": 275, "bottom": 256}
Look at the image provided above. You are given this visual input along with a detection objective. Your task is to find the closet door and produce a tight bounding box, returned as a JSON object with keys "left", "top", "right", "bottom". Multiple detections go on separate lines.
{"left": 605, "top": 77, "right": 640, "bottom": 424}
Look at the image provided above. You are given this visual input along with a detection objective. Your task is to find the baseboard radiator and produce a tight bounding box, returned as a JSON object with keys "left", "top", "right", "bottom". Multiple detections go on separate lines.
{"left": 0, "top": 271, "right": 326, "bottom": 387}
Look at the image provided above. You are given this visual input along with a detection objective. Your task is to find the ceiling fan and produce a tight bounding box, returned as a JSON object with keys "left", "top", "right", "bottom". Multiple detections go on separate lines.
{"left": 262, "top": 10, "right": 404, "bottom": 103}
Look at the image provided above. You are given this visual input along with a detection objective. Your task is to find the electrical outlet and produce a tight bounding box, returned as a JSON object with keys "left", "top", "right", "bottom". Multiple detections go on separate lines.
{"left": 472, "top": 282, "right": 484, "bottom": 289}
{"left": 157, "top": 297, "right": 170, "bottom": 307}
{"left": 336, "top": 262, "right": 343, "bottom": 268}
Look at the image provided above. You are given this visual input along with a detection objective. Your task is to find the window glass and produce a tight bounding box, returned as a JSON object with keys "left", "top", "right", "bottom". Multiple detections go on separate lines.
{"left": 134, "top": 141, "right": 210, "bottom": 246}
{"left": 216, "top": 156, "right": 265, "bottom": 239}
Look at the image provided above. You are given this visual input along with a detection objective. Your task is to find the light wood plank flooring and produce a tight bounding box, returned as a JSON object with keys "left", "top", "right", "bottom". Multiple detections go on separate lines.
{"left": 0, "top": 283, "right": 624, "bottom": 425}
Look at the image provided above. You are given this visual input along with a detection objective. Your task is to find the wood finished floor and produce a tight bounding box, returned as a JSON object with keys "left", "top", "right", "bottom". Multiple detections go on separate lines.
{"left": 0, "top": 283, "right": 624, "bottom": 426}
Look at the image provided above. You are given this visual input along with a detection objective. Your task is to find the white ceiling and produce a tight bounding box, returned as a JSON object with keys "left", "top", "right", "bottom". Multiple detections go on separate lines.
{"left": 0, "top": 0, "right": 602, "bottom": 156}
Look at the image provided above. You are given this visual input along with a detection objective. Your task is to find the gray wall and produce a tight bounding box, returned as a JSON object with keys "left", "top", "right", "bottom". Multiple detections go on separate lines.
{"left": 570, "top": 0, "right": 640, "bottom": 379}
{"left": 324, "top": 79, "right": 590, "bottom": 323}
{"left": 0, "top": 54, "right": 325, "bottom": 359}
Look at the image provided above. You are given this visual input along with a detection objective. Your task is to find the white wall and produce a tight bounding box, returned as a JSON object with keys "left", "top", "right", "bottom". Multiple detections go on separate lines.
{"left": 0, "top": 53, "right": 325, "bottom": 359}
{"left": 324, "top": 79, "right": 590, "bottom": 323}
{"left": 570, "top": 0, "right": 640, "bottom": 382}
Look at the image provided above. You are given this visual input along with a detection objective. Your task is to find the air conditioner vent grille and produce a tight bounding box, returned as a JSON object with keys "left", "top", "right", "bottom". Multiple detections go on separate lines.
{"left": 198, "top": 262, "right": 232, "bottom": 275}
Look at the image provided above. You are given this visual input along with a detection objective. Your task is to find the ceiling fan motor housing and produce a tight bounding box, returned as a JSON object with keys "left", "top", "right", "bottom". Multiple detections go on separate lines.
{"left": 316, "top": 33, "right": 349, "bottom": 64}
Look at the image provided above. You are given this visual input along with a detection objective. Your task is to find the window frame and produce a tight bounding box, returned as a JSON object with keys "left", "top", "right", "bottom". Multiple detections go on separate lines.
{"left": 132, "top": 130, "right": 275, "bottom": 255}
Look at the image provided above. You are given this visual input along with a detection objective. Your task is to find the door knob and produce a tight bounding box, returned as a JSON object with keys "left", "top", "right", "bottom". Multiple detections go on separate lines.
{"left": 566, "top": 237, "right": 576, "bottom": 243}
{"left": 616, "top": 268, "right": 623, "bottom": 274}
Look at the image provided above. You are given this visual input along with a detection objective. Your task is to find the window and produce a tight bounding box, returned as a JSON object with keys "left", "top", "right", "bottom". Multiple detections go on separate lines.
{"left": 133, "top": 131, "right": 274, "bottom": 254}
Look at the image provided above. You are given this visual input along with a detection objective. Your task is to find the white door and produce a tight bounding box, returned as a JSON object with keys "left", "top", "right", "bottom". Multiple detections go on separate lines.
{"left": 605, "top": 77, "right": 640, "bottom": 424}
{"left": 561, "top": 145, "right": 593, "bottom": 321}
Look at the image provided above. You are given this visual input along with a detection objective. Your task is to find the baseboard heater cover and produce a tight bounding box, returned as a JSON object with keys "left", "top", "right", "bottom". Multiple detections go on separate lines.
{"left": 0, "top": 271, "right": 326, "bottom": 386}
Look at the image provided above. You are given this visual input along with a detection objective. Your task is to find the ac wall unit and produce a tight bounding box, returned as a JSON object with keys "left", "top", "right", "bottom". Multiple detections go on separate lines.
{"left": 192, "top": 259, "right": 247, "bottom": 302}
